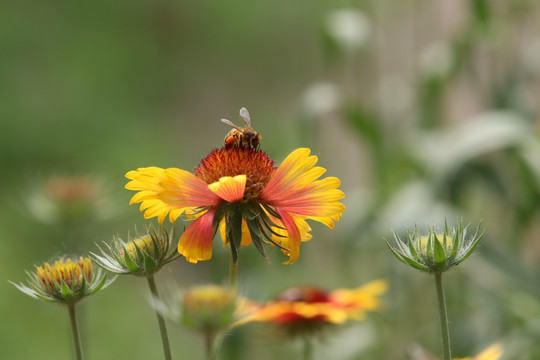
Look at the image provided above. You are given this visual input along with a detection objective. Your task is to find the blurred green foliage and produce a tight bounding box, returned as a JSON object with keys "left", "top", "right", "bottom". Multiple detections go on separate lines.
{"left": 2, "top": 0, "right": 540, "bottom": 359}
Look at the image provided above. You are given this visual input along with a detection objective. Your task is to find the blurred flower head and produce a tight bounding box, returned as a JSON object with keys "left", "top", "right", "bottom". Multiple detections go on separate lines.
{"left": 325, "top": 8, "right": 371, "bottom": 53}
{"left": 301, "top": 82, "right": 341, "bottom": 120}
{"left": 126, "top": 110, "right": 345, "bottom": 265}
{"left": 92, "top": 226, "right": 179, "bottom": 277}
{"left": 157, "top": 285, "right": 252, "bottom": 336}
{"left": 12, "top": 256, "right": 114, "bottom": 304}
{"left": 418, "top": 41, "right": 454, "bottom": 80}
{"left": 27, "top": 174, "right": 115, "bottom": 225}
{"left": 239, "top": 280, "right": 387, "bottom": 337}
{"left": 387, "top": 220, "right": 484, "bottom": 273}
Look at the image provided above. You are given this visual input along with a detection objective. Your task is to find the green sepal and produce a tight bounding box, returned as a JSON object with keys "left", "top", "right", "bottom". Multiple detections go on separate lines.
{"left": 143, "top": 252, "right": 158, "bottom": 274}
{"left": 433, "top": 233, "right": 447, "bottom": 266}
{"left": 123, "top": 245, "right": 141, "bottom": 272}
{"left": 386, "top": 241, "right": 429, "bottom": 271}
{"left": 425, "top": 233, "right": 434, "bottom": 260}
{"left": 226, "top": 207, "right": 243, "bottom": 264}
{"left": 459, "top": 226, "right": 484, "bottom": 263}
{"left": 150, "top": 233, "right": 161, "bottom": 259}
{"left": 60, "top": 279, "right": 74, "bottom": 300}
{"left": 245, "top": 217, "right": 268, "bottom": 259}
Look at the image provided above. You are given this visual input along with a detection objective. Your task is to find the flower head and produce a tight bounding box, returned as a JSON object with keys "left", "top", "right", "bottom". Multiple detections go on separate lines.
{"left": 386, "top": 220, "right": 483, "bottom": 273}
{"left": 126, "top": 136, "right": 345, "bottom": 264}
{"left": 92, "top": 226, "right": 179, "bottom": 276}
{"left": 12, "top": 256, "right": 114, "bottom": 304}
{"left": 157, "top": 285, "right": 252, "bottom": 335}
{"left": 239, "top": 280, "right": 387, "bottom": 337}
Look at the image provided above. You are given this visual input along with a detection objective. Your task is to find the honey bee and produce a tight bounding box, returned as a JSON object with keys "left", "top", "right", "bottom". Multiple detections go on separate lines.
{"left": 221, "top": 107, "right": 261, "bottom": 149}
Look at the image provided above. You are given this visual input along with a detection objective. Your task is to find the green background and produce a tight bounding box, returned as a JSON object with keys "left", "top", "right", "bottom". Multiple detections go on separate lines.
{"left": 2, "top": 0, "right": 540, "bottom": 359}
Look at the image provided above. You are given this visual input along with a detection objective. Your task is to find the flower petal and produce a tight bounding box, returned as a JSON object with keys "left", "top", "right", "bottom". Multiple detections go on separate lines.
{"left": 330, "top": 280, "right": 388, "bottom": 319}
{"left": 208, "top": 175, "right": 246, "bottom": 203}
{"left": 275, "top": 209, "right": 301, "bottom": 265}
{"left": 126, "top": 167, "right": 220, "bottom": 223}
{"left": 261, "top": 148, "right": 345, "bottom": 230}
{"left": 177, "top": 208, "right": 216, "bottom": 263}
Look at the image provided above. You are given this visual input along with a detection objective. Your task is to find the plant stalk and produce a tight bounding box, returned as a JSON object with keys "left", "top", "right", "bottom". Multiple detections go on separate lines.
{"left": 209, "top": 331, "right": 226, "bottom": 360}
{"left": 146, "top": 274, "right": 173, "bottom": 360}
{"left": 434, "top": 272, "right": 451, "bottom": 360}
{"left": 303, "top": 336, "right": 313, "bottom": 360}
{"left": 229, "top": 252, "right": 238, "bottom": 291}
{"left": 67, "top": 303, "right": 84, "bottom": 360}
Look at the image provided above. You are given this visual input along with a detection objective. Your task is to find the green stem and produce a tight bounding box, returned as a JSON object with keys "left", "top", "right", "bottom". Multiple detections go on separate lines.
{"left": 209, "top": 331, "right": 226, "bottom": 360}
{"left": 303, "top": 336, "right": 313, "bottom": 360}
{"left": 67, "top": 303, "right": 83, "bottom": 360}
{"left": 146, "top": 275, "right": 173, "bottom": 360}
{"left": 229, "top": 252, "right": 238, "bottom": 291}
{"left": 205, "top": 331, "right": 216, "bottom": 360}
{"left": 434, "top": 272, "right": 451, "bottom": 360}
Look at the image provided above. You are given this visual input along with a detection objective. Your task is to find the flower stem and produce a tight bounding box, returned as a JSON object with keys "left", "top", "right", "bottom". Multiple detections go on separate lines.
{"left": 146, "top": 274, "right": 173, "bottom": 360}
{"left": 303, "top": 336, "right": 313, "bottom": 360}
{"left": 229, "top": 252, "right": 238, "bottom": 291}
{"left": 205, "top": 331, "right": 216, "bottom": 360}
{"left": 67, "top": 303, "right": 83, "bottom": 360}
{"left": 434, "top": 272, "right": 451, "bottom": 360}
{"left": 209, "top": 331, "right": 227, "bottom": 360}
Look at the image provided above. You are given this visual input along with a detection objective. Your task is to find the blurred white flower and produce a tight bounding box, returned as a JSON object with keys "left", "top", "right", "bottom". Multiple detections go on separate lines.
{"left": 325, "top": 8, "right": 371, "bottom": 53}
{"left": 418, "top": 41, "right": 454, "bottom": 79}
{"left": 377, "top": 75, "right": 413, "bottom": 119}
{"left": 301, "top": 81, "right": 341, "bottom": 119}
{"left": 521, "top": 38, "right": 540, "bottom": 75}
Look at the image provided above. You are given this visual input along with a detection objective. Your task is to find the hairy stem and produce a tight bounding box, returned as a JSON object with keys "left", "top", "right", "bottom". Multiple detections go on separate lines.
{"left": 146, "top": 274, "right": 173, "bottom": 360}
{"left": 67, "top": 303, "right": 83, "bottom": 360}
{"left": 434, "top": 272, "right": 451, "bottom": 360}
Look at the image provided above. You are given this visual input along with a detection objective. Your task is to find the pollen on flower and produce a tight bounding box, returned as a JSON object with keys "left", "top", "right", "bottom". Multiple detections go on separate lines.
{"left": 194, "top": 147, "right": 275, "bottom": 201}
{"left": 36, "top": 257, "right": 92, "bottom": 290}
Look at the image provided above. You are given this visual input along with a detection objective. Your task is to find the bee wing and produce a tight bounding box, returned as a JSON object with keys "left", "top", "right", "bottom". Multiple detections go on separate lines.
{"left": 239, "top": 107, "right": 251, "bottom": 127}
{"left": 221, "top": 118, "right": 243, "bottom": 131}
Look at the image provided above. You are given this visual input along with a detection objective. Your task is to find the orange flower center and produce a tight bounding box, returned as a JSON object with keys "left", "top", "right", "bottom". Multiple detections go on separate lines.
{"left": 194, "top": 147, "right": 275, "bottom": 201}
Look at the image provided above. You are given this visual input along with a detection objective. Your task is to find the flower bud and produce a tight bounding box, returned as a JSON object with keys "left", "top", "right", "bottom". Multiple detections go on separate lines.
{"left": 92, "top": 226, "right": 179, "bottom": 276}
{"left": 386, "top": 220, "right": 483, "bottom": 273}
{"left": 12, "top": 256, "right": 113, "bottom": 304}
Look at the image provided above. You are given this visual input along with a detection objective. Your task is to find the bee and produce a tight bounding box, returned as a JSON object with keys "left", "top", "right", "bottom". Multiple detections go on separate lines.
{"left": 221, "top": 107, "right": 261, "bottom": 149}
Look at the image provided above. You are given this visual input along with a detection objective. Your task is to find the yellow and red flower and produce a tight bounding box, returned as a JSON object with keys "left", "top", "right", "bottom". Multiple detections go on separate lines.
{"left": 238, "top": 280, "right": 387, "bottom": 335}
{"left": 125, "top": 146, "right": 345, "bottom": 264}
